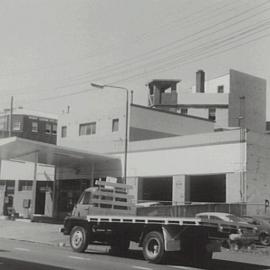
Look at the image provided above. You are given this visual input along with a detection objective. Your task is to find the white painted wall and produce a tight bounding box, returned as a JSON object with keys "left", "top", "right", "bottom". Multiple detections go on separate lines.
{"left": 188, "top": 108, "right": 208, "bottom": 118}
{"left": 226, "top": 172, "right": 241, "bottom": 202}
{"left": 215, "top": 109, "right": 229, "bottom": 129}
{"left": 172, "top": 175, "right": 186, "bottom": 205}
{"left": 114, "top": 142, "right": 245, "bottom": 178}
{"left": 57, "top": 88, "right": 126, "bottom": 153}
{"left": 0, "top": 160, "right": 55, "bottom": 181}
{"left": 178, "top": 93, "right": 228, "bottom": 106}
{"left": 191, "top": 74, "right": 230, "bottom": 93}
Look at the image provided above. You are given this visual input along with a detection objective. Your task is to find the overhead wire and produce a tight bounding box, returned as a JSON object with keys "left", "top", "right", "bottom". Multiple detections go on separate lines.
{"left": 0, "top": 0, "right": 225, "bottom": 78}
{"left": 90, "top": 15, "right": 270, "bottom": 83}
{"left": 4, "top": 0, "right": 268, "bottom": 101}
{"left": 14, "top": 23, "right": 270, "bottom": 107}
{"left": 4, "top": 32, "right": 270, "bottom": 107}
{"left": 0, "top": 0, "right": 239, "bottom": 99}
{"left": 113, "top": 30, "right": 270, "bottom": 84}
{"left": 1, "top": 2, "right": 265, "bottom": 106}
{"left": 0, "top": 1, "right": 246, "bottom": 102}
{"left": 0, "top": 0, "right": 262, "bottom": 93}
{"left": 75, "top": 0, "right": 270, "bottom": 82}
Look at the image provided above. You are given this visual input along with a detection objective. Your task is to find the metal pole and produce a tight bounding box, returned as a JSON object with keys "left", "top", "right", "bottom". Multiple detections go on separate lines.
{"left": 52, "top": 167, "right": 58, "bottom": 218}
{"left": 90, "top": 83, "right": 130, "bottom": 184}
{"left": 239, "top": 96, "right": 246, "bottom": 202}
{"left": 124, "top": 90, "right": 129, "bottom": 184}
{"left": 31, "top": 151, "right": 38, "bottom": 216}
{"left": 9, "top": 96, "right": 13, "bottom": 137}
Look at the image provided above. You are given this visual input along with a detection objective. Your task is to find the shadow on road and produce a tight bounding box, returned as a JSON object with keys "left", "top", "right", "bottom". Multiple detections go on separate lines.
{"left": 0, "top": 257, "right": 72, "bottom": 270}
{"left": 210, "top": 259, "right": 270, "bottom": 270}
{"left": 85, "top": 248, "right": 270, "bottom": 270}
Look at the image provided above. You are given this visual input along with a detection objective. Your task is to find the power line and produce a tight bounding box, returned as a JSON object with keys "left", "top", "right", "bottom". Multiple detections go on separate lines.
{"left": 1, "top": 2, "right": 270, "bottom": 106}
{"left": 0, "top": 0, "right": 231, "bottom": 78}
{"left": 1, "top": 16, "right": 270, "bottom": 107}
{"left": 90, "top": 18, "right": 270, "bottom": 83}
{"left": 113, "top": 31, "right": 270, "bottom": 84}
{"left": 75, "top": 0, "right": 270, "bottom": 82}
{"left": 0, "top": 1, "right": 266, "bottom": 98}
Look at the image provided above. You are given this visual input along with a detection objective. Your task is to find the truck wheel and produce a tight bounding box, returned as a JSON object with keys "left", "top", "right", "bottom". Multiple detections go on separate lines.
{"left": 259, "top": 233, "right": 270, "bottom": 246}
{"left": 70, "top": 226, "right": 89, "bottom": 253}
{"left": 142, "top": 231, "right": 165, "bottom": 264}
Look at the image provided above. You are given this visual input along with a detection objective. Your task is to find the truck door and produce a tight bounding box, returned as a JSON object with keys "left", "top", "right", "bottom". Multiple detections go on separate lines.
{"left": 73, "top": 191, "right": 92, "bottom": 217}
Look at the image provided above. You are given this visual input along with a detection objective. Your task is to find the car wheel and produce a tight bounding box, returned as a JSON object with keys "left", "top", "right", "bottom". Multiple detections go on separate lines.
{"left": 259, "top": 233, "right": 270, "bottom": 246}
{"left": 70, "top": 226, "right": 89, "bottom": 252}
{"left": 142, "top": 231, "right": 165, "bottom": 264}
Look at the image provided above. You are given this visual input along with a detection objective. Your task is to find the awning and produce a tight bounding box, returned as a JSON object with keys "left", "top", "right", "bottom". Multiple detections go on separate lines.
{"left": 0, "top": 137, "right": 118, "bottom": 167}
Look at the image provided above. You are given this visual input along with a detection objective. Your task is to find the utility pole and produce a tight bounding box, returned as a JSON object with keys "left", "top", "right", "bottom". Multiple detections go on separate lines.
{"left": 8, "top": 96, "right": 14, "bottom": 137}
{"left": 91, "top": 83, "right": 130, "bottom": 184}
{"left": 239, "top": 96, "right": 246, "bottom": 204}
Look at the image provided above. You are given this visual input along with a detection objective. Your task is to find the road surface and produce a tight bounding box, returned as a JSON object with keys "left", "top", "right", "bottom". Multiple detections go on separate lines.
{"left": 0, "top": 238, "right": 270, "bottom": 270}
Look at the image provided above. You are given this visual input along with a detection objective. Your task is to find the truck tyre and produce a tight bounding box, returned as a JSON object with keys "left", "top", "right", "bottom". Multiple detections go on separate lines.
{"left": 70, "top": 226, "right": 89, "bottom": 253}
{"left": 142, "top": 231, "right": 165, "bottom": 264}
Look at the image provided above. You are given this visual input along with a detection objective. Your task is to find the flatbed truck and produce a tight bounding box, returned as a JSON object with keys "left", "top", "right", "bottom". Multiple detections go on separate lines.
{"left": 61, "top": 181, "right": 256, "bottom": 267}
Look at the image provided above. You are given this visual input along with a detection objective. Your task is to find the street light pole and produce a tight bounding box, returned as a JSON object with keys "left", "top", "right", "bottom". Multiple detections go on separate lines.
{"left": 91, "top": 83, "right": 130, "bottom": 184}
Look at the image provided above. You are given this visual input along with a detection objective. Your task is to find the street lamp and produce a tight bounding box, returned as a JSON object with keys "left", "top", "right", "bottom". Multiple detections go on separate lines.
{"left": 91, "top": 83, "right": 130, "bottom": 184}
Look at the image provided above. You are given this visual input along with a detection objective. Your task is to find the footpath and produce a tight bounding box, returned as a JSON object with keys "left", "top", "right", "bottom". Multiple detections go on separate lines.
{"left": 0, "top": 218, "right": 68, "bottom": 247}
{"left": 0, "top": 218, "right": 270, "bottom": 267}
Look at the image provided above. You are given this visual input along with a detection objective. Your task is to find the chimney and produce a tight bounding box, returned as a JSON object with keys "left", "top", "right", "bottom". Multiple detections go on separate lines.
{"left": 196, "top": 70, "right": 205, "bottom": 93}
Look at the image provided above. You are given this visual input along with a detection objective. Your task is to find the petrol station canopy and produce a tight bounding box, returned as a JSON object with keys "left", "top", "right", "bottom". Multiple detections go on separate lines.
{"left": 0, "top": 137, "right": 117, "bottom": 167}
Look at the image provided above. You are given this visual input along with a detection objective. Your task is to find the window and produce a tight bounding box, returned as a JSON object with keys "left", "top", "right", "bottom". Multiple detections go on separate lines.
{"left": 197, "top": 215, "right": 208, "bottom": 220}
{"left": 208, "top": 108, "right": 216, "bottom": 121}
{"left": 61, "top": 126, "right": 67, "bottom": 138}
{"left": 180, "top": 108, "right": 188, "bottom": 115}
{"left": 79, "top": 122, "right": 96, "bottom": 136}
{"left": 217, "top": 85, "right": 224, "bottom": 93}
{"left": 32, "top": 121, "right": 38, "bottom": 132}
{"left": 209, "top": 215, "right": 223, "bottom": 221}
{"left": 18, "top": 180, "right": 32, "bottom": 191}
{"left": 12, "top": 121, "right": 21, "bottom": 131}
{"left": 82, "top": 192, "right": 92, "bottom": 204}
{"left": 112, "top": 118, "right": 119, "bottom": 132}
{"left": 45, "top": 123, "right": 52, "bottom": 134}
{"left": 52, "top": 124, "right": 57, "bottom": 135}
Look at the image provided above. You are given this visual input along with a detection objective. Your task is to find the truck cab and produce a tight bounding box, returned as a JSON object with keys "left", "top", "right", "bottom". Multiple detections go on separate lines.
{"left": 72, "top": 182, "right": 135, "bottom": 218}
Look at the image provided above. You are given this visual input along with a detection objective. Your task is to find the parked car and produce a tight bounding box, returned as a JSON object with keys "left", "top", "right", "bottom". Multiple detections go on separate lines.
{"left": 195, "top": 212, "right": 258, "bottom": 248}
{"left": 241, "top": 216, "right": 270, "bottom": 246}
{"left": 195, "top": 212, "right": 245, "bottom": 223}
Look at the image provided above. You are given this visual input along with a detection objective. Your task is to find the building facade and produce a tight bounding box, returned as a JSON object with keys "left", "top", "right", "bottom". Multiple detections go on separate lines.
{"left": 0, "top": 109, "right": 57, "bottom": 217}
{"left": 0, "top": 108, "right": 57, "bottom": 144}
{"left": 148, "top": 70, "right": 267, "bottom": 133}
{"left": 53, "top": 71, "right": 269, "bottom": 217}
{"left": 0, "top": 69, "right": 269, "bottom": 219}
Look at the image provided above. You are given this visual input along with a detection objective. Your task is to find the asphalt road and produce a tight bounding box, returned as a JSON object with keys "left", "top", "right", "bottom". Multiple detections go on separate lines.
{"left": 0, "top": 239, "right": 270, "bottom": 270}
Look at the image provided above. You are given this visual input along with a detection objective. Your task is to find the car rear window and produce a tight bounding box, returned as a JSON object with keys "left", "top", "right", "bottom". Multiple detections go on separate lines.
{"left": 197, "top": 215, "right": 208, "bottom": 219}
{"left": 209, "top": 215, "right": 223, "bottom": 221}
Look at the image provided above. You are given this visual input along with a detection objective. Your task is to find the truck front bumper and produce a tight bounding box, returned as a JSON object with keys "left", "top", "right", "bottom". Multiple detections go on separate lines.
{"left": 59, "top": 227, "right": 68, "bottom": 235}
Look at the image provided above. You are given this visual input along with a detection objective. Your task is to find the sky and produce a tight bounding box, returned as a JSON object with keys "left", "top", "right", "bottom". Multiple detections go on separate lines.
{"left": 0, "top": 0, "right": 270, "bottom": 119}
